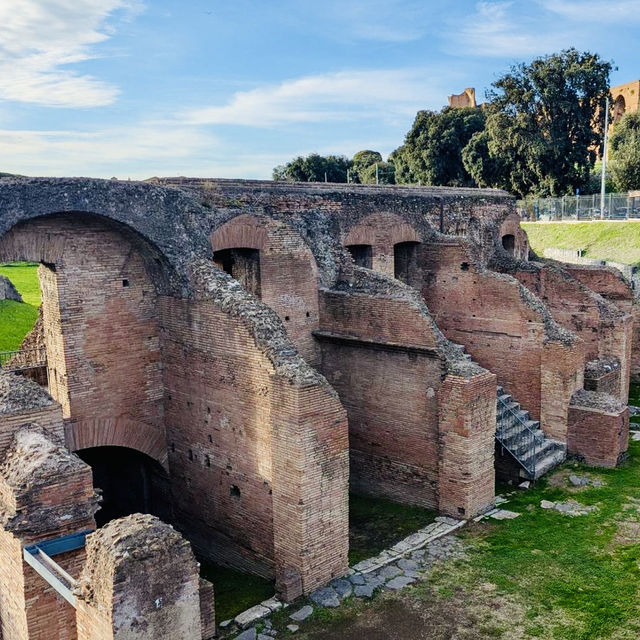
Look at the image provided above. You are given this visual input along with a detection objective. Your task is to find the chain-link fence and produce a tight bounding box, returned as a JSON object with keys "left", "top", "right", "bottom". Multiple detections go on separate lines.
{"left": 518, "top": 193, "right": 640, "bottom": 221}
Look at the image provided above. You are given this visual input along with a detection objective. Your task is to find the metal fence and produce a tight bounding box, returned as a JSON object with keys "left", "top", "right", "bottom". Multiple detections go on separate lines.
{"left": 518, "top": 193, "right": 640, "bottom": 221}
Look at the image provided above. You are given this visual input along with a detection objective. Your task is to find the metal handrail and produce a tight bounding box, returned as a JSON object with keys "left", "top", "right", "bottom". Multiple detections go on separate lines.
{"left": 496, "top": 394, "right": 539, "bottom": 478}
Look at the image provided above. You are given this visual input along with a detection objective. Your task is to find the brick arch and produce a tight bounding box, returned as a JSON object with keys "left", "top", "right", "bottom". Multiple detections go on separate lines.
{"left": 67, "top": 417, "right": 169, "bottom": 471}
{"left": 210, "top": 214, "right": 321, "bottom": 363}
{"left": 211, "top": 217, "right": 269, "bottom": 252}
{"left": 343, "top": 212, "right": 422, "bottom": 278}
{"left": 499, "top": 213, "right": 529, "bottom": 261}
{"left": 343, "top": 212, "right": 421, "bottom": 248}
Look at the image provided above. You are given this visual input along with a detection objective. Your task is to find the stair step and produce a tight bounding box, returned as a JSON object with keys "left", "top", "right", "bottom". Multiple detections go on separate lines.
{"left": 496, "top": 385, "right": 565, "bottom": 481}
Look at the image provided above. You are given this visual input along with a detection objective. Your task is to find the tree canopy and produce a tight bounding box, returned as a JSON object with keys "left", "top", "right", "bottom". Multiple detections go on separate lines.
{"left": 391, "top": 107, "right": 486, "bottom": 186}
{"left": 272, "top": 150, "right": 394, "bottom": 184}
{"left": 463, "top": 48, "right": 612, "bottom": 197}
{"left": 609, "top": 111, "right": 640, "bottom": 192}
{"left": 272, "top": 154, "right": 352, "bottom": 183}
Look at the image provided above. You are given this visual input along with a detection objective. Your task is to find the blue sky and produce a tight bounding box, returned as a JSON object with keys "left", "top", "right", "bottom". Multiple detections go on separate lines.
{"left": 1, "top": 0, "right": 639, "bottom": 180}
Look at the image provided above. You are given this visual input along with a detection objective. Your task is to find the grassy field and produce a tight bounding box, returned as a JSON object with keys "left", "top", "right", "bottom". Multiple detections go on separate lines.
{"left": 0, "top": 263, "right": 40, "bottom": 352}
{"left": 270, "top": 444, "right": 640, "bottom": 640}
{"left": 522, "top": 221, "right": 640, "bottom": 266}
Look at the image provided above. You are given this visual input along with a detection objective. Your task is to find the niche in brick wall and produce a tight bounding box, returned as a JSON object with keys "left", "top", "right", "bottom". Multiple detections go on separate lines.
{"left": 394, "top": 241, "right": 421, "bottom": 285}
{"left": 346, "top": 244, "right": 373, "bottom": 269}
{"left": 214, "top": 248, "right": 262, "bottom": 298}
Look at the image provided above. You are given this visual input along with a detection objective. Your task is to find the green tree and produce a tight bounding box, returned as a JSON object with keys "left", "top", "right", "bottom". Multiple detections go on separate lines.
{"left": 351, "top": 150, "right": 395, "bottom": 184}
{"left": 465, "top": 48, "right": 612, "bottom": 197}
{"left": 272, "top": 154, "right": 351, "bottom": 182}
{"left": 391, "top": 107, "right": 486, "bottom": 186}
{"left": 609, "top": 111, "right": 640, "bottom": 191}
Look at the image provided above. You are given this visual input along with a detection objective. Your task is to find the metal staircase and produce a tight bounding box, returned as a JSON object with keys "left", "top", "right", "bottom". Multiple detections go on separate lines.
{"left": 496, "top": 386, "right": 566, "bottom": 480}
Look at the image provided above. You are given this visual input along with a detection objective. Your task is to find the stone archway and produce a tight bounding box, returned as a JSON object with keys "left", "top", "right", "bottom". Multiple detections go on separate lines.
{"left": 77, "top": 446, "right": 170, "bottom": 527}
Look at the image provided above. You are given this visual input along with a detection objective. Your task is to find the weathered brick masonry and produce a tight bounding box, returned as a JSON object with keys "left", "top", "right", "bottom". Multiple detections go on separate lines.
{"left": 0, "top": 176, "right": 635, "bottom": 638}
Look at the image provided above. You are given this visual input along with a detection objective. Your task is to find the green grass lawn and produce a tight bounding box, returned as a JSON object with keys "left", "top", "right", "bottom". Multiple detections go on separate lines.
{"left": 277, "top": 447, "right": 640, "bottom": 640}
{"left": 522, "top": 221, "right": 640, "bottom": 266}
{"left": 454, "top": 444, "right": 640, "bottom": 639}
{"left": 0, "top": 263, "right": 40, "bottom": 352}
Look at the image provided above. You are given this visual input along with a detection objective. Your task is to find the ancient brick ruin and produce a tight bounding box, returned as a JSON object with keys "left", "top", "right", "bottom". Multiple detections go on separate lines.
{"left": 0, "top": 176, "right": 635, "bottom": 638}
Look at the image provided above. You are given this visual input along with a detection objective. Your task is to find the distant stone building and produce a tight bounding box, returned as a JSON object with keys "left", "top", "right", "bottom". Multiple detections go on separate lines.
{"left": 448, "top": 88, "right": 477, "bottom": 109}
{"left": 611, "top": 80, "right": 640, "bottom": 123}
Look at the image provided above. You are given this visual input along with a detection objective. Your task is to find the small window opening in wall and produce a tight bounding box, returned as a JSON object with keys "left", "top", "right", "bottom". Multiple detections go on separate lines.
{"left": 171, "top": 443, "right": 175, "bottom": 453}
{"left": 285, "top": 315, "right": 290, "bottom": 322}
{"left": 306, "top": 311, "right": 310, "bottom": 318}
{"left": 346, "top": 244, "right": 373, "bottom": 269}
{"left": 501, "top": 234, "right": 515, "bottom": 255}
{"left": 208, "top": 434, "right": 213, "bottom": 443}
{"left": 460, "top": 262, "right": 470, "bottom": 271}
{"left": 122, "top": 279, "right": 130, "bottom": 287}
{"left": 230, "top": 485, "right": 241, "bottom": 498}
{"left": 188, "top": 449, "right": 194, "bottom": 461}
{"left": 205, "top": 455, "right": 211, "bottom": 467}
{"left": 458, "top": 507, "right": 466, "bottom": 515}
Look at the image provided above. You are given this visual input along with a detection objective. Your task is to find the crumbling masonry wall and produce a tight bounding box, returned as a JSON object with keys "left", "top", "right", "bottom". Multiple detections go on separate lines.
{"left": 75, "top": 514, "right": 203, "bottom": 640}
{"left": 560, "top": 263, "right": 640, "bottom": 384}
{"left": 506, "top": 261, "right": 632, "bottom": 402}
{"left": 316, "top": 268, "right": 496, "bottom": 517}
{"left": 0, "top": 418, "right": 98, "bottom": 640}
{"left": 418, "top": 241, "right": 585, "bottom": 441}
{"left": 162, "top": 261, "right": 349, "bottom": 593}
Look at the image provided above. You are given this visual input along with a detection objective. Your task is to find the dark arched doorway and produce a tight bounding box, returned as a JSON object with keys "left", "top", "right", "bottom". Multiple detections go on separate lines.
{"left": 77, "top": 446, "right": 171, "bottom": 527}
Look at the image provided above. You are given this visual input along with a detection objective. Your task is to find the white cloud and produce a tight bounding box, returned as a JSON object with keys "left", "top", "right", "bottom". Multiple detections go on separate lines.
{"left": 0, "top": 0, "right": 140, "bottom": 107}
{"left": 541, "top": 0, "right": 640, "bottom": 23}
{"left": 0, "top": 125, "right": 220, "bottom": 178}
{"left": 449, "top": 2, "right": 571, "bottom": 58}
{"left": 183, "top": 69, "right": 452, "bottom": 127}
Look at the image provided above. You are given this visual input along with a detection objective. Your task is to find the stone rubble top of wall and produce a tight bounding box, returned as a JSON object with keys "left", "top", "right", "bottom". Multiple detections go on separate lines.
{"left": 332, "top": 266, "right": 487, "bottom": 379}
{"left": 483, "top": 258, "right": 579, "bottom": 347}
{"left": 585, "top": 356, "right": 621, "bottom": 378}
{"left": 0, "top": 426, "right": 81, "bottom": 492}
{"left": 504, "top": 255, "right": 629, "bottom": 325}
{"left": 570, "top": 389, "right": 627, "bottom": 414}
{"left": 75, "top": 513, "right": 194, "bottom": 605}
{"left": 539, "top": 259, "right": 628, "bottom": 323}
{"left": 190, "top": 259, "right": 337, "bottom": 392}
{"left": 0, "top": 370, "right": 53, "bottom": 415}
{"left": 151, "top": 176, "right": 512, "bottom": 200}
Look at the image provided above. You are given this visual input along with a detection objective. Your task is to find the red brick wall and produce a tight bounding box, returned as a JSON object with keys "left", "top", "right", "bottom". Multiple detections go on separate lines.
{"left": 568, "top": 398, "right": 629, "bottom": 467}
{"left": 513, "top": 265, "right": 631, "bottom": 401}
{"left": 562, "top": 264, "right": 640, "bottom": 384}
{"left": 342, "top": 212, "right": 422, "bottom": 278}
{"left": 211, "top": 215, "right": 321, "bottom": 365}
{"left": 160, "top": 290, "right": 348, "bottom": 591}
{"left": 318, "top": 289, "right": 445, "bottom": 508}
{"left": 421, "top": 242, "right": 544, "bottom": 417}
{"left": 438, "top": 371, "right": 497, "bottom": 517}
{"left": 1, "top": 216, "right": 166, "bottom": 464}
{"left": 0, "top": 428, "right": 97, "bottom": 640}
